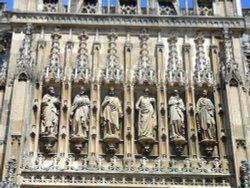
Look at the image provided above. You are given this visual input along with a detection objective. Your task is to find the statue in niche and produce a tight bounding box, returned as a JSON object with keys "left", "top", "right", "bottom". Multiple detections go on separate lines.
{"left": 136, "top": 88, "right": 157, "bottom": 139}
{"left": 168, "top": 90, "right": 185, "bottom": 140}
{"left": 40, "top": 86, "right": 60, "bottom": 136}
{"left": 70, "top": 86, "right": 90, "bottom": 138}
{"left": 101, "top": 87, "right": 123, "bottom": 137}
{"left": 196, "top": 90, "right": 216, "bottom": 141}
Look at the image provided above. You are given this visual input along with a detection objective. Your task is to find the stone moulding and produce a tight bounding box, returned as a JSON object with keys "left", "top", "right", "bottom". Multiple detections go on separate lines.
{"left": 20, "top": 171, "right": 232, "bottom": 187}
{"left": 2, "top": 12, "right": 245, "bottom": 30}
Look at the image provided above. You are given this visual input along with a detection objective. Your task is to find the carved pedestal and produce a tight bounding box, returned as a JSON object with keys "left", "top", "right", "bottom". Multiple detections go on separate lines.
{"left": 200, "top": 139, "right": 216, "bottom": 156}
{"left": 70, "top": 135, "right": 87, "bottom": 154}
{"left": 138, "top": 136, "right": 155, "bottom": 156}
{"left": 170, "top": 136, "right": 187, "bottom": 155}
{"left": 39, "top": 135, "right": 57, "bottom": 153}
{"left": 103, "top": 134, "right": 120, "bottom": 155}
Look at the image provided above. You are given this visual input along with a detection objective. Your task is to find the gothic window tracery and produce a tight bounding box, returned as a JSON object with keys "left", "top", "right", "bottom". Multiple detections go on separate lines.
{"left": 197, "top": 0, "right": 213, "bottom": 16}
{"left": 119, "top": 0, "right": 137, "bottom": 15}
{"left": 80, "top": 0, "right": 98, "bottom": 14}
{"left": 158, "top": 0, "right": 176, "bottom": 15}
{"left": 43, "top": 0, "right": 58, "bottom": 12}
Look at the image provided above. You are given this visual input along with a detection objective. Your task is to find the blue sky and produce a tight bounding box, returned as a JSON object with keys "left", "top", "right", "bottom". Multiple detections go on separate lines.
{"left": 1, "top": 0, "right": 250, "bottom": 10}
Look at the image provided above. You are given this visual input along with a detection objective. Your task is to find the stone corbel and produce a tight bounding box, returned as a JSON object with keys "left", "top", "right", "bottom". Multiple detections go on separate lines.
{"left": 61, "top": 125, "right": 66, "bottom": 138}
{"left": 189, "top": 103, "right": 194, "bottom": 116}
{"left": 190, "top": 128, "right": 196, "bottom": 141}
{"left": 33, "top": 99, "right": 38, "bottom": 112}
{"left": 236, "top": 138, "right": 246, "bottom": 149}
{"left": 92, "top": 101, "right": 97, "bottom": 115}
{"left": 62, "top": 100, "right": 68, "bottom": 112}
{"left": 91, "top": 126, "right": 97, "bottom": 138}
{"left": 161, "top": 128, "right": 167, "bottom": 141}
{"left": 11, "top": 134, "right": 22, "bottom": 145}
{"left": 160, "top": 103, "right": 165, "bottom": 116}
{"left": 37, "top": 40, "right": 46, "bottom": 49}
{"left": 126, "top": 127, "right": 132, "bottom": 140}
{"left": 30, "top": 125, "right": 36, "bottom": 138}
{"left": 221, "top": 129, "right": 226, "bottom": 141}
{"left": 218, "top": 104, "right": 223, "bottom": 116}
{"left": 126, "top": 102, "right": 132, "bottom": 114}
{"left": 66, "top": 41, "right": 74, "bottom": 50}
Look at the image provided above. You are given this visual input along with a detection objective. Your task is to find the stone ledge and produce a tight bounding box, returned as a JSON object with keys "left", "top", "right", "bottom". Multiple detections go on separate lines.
{"left": 21, "top": 171, "right": 232, "bottom": 187}
{"left": 0, "top": 11, "right": 246, "bottom": 31}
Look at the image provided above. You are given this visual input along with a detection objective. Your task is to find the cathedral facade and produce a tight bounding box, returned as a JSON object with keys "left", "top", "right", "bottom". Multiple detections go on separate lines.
{"left": 0, "top": 0, "right": 250, "bottom": 187}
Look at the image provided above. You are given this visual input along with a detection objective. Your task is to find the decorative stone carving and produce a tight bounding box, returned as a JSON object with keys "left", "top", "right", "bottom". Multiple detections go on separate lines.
{"left": 0, "top": 32, "right": 10, "bottom": 87}
{"left": 101, "top": 87, "right": 123, "bottom": 155}
{"left": 43, "top": 2, "right": 58, "bottom": 12}
{"left": 2, "top": 157, "right": 18, "bottom": 188}
{"left": 80, "top": 1, "right": 97, "bottom": 14}
{"left": 194, "top": 34, "right": 213, "bottom": 87}
{"left": 44, "top": 29, "right": 63, "bottom": 83}
{"left": 0, "top": 61, "right": 7, "bottom": 87}
{"left": 158, "top": 1, "right": 177, "bottom": 15}
{"left": 40, "top": 86, "right": 60, "bottom": 153}
{"left": 72, "top": 30, "right": 91, "bottom": 83}
{"left": 134, "top": 29, "right": 156, "bottom": 85}
{"left": 198, "top": 4, "right": 213, "bottom": 16}
{"left": 196, "top": 90, "right": 216, "bottom": 155}
{"left": 242, "top": 35, "right": 250, "bottom": 90}
{"left": 168, "top": 90, "right": 186, "bottom": 154}
{"left": 240, "top": 160, "right": 250, "bottom": 188}
{"left": 136, "top": 88, "right": 157, "bottom": 155}
{"left": 70, "top": 86, "right": 90, "bottom": 153}
{"left": 102, "top": 32, "right": 124, "bottom": 84}
{"left": 16, "top": 23, "right": 35, "bottom": 81}
{"left": 220, "top": 28, "right": 242, "bottom": 86}
{"left": 166, "top": 34, "right": 185, "bottom": 85}
{"left": 120, "top": 1, "right": 137, "bottom": 15}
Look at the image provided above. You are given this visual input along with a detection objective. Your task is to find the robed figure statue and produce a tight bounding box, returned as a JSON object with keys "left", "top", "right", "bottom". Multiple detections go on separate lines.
{"left": 168, "top": 90, "right": 185, "bottom": 139}
{"left": 196, "top": 90, "right": 216, "bottom": 141}
{"left": 70, "top": 86, "right": 90, "bottom": 138}
{"left": 40, "top": 86, "right": 60, "bottom": 136}
{"left": 101, "top": 87, "right": 123, "bottom": 137}
{"left": 136, "top": 88, "right": 157, "bottom": 139}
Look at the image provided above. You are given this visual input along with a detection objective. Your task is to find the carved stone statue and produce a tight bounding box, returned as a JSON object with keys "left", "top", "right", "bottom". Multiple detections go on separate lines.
{"left": 168, "top": 90, "right": 185, "bottom": 139}
{"left": 70, "top": 86, "right": 90, "bottom": 138}
{"left": 136, "top": 88, "right": 157, "bottom": 139}
{"left": 40, "top": 86, "right": 60, "bottom": 136}
{"left": 101, "top": 87, "right": 123, "bottom": 137}
{"left": 196, "top": 90, "right": 216, "bottom": 140}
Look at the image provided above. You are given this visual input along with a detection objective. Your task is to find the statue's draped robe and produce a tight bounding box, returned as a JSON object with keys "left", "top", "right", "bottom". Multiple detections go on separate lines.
{"left": 101, "top": 96, "right": 123, "bottom": 135}
{"left": 196, "top": 97, "right": 215, "bottom": 140}
{"left": 168, "top": 96, "right": 185, "bottom": 138}
{"left": 41, "top": 94, "right": 59, "bottom": 135}
{"left": 70, "top": 94, "right": 90, "bottom": 136}
{"left": 136, "top": 96, "right": 157, "bottom": 138}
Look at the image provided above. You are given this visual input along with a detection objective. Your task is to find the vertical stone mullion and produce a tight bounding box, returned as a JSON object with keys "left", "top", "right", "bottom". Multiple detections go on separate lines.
{"left": 91, "top": 40, "right": 101, "bottom": 157}
{"left": 31, "top": 41, "right": 46, "bottom": 156}
{"left": 130, "top": 84, "right": 135, "bottom": 157}
{"left": 124, "top": 39, "right": 133, "bottom": 157}
{"left": 210, "top": 43, "right": 226, "bottom": 158}
{"left": 183, "top": 41, "right": 198, "bottom": 159}
{"left": 155, "top": 43, "right": 166, "bottom": 156}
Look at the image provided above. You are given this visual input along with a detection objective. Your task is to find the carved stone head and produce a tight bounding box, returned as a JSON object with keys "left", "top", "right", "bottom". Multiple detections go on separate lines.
{"left": 80, "top": 86, "right": 85, "bottom": 95}
{"left": 48, "top": 86, "right": 55, "bottom": 95}
{"left": 109, "top": 87, "right": 115, "bottom": 96}
{"left": 202, "top": 89, "right": 208, "bottom": 97}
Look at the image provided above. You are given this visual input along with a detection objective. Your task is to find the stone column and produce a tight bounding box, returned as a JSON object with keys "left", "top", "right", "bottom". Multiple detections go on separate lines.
{"left": 155, "top": 42, "right": 167, "bottom": 156}
{"left": 124, "top": 38, "right": 133, "bottom": 157}
{"left": 210, "top": 38, "right": 226, "bottom": 158}
{"left": 58, "top": 39, "right": 74, "bottom": 155}
{"left": 183, "top": 37, "right": 198, "bottom": 159}
{"left": 90, "top": 39, "right": 101, "bottom": 157}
